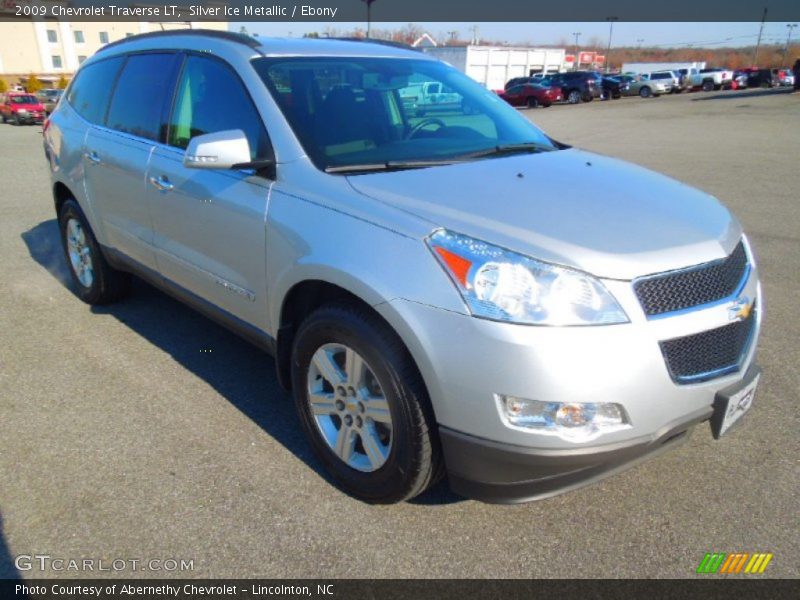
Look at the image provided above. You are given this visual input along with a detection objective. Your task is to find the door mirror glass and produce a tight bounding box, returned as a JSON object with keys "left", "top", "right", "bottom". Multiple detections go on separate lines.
{"left": 183, "top": 129, "right": 252, "bottom": 170}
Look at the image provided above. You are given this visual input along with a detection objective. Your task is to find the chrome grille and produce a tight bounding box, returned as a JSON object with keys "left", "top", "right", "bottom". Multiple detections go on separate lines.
{"left": 634, "top": 242, "right": 748, "bottom": 317}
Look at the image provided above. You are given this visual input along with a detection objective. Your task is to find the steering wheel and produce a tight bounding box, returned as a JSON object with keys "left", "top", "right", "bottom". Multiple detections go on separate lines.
{"left": 406, "top": 117, "right": 445, "bottom": 139}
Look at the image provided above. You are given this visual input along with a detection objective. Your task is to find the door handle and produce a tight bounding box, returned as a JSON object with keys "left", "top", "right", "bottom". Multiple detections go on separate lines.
{"left": 149, "top": 175, "right": 174, "bottom": 192}
{"left": 84, "top": 151, "right": 101, "bottom": 165}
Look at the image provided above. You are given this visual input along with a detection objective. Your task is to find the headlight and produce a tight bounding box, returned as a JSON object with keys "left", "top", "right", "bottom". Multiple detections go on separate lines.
{"left": 427, "top": 229, "right": 628, "bottom": 326}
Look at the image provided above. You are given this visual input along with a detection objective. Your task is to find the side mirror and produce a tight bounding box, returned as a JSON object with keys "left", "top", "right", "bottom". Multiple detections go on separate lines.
{"left": 184, "top": 129, "right": 272, "bottom": 171}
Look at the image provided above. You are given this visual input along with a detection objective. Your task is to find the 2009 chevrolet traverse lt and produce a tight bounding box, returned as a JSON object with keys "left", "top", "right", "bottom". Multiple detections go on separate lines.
{"left": 44, "top": 31, "right": 762, "bottom": 503}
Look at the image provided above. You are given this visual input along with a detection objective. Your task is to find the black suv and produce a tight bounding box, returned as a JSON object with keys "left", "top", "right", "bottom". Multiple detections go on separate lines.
{"left": 544, "top": 71, "right": 602, "bottom": 104}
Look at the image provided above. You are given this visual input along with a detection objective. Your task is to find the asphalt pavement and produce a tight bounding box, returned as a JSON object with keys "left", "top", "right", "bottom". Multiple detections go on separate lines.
{"left": 0, "top": 87, "right": 797, "bottom": 579}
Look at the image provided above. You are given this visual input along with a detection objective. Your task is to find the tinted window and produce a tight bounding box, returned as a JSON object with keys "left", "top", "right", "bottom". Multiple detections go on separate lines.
{"left": 66, "top": 56, "right": 124, "bottom": 124}
{"left": 254, "top": 56, "right": 556, "bottom": 170}
{"left": 167, "top": 55, "right": 269, "bottom": 160}
{"left": 106, "top": 53, "right": 180, "bottom": 141}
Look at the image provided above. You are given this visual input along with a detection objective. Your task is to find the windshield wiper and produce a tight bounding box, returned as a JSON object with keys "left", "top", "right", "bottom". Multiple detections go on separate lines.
{"left": 458, "top": 142, "right": 553, "bottom": 159}
{"left": 325, "top": 159, "right": 463, "bottom": 174}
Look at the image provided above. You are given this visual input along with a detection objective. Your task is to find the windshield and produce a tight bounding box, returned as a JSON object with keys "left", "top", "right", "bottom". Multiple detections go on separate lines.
{"left": 252, "top": 56, "right": 557, "bottom": 171}
{"left": 10, "top": 95, "right": 38, "bottom": 104}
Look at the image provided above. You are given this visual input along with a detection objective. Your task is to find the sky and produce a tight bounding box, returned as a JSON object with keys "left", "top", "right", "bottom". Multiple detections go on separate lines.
{"left": 245, "top": 22, "right": 799, "bottom": 48}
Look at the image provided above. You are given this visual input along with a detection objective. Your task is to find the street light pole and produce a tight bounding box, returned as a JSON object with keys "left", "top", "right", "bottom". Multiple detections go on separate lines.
{"left": 605, "top": 17, "right": 619, "bottom": 73}
{"left": 783, "top": 24, "right": 798, "bottom": 66}
{"left": 362, "top": 0, "right": 377, "bottom": 39}
{"left": 572, "top": 31, "right": 581, "bottom": 70}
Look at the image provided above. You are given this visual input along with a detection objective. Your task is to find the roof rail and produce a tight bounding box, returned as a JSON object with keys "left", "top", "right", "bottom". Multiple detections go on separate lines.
{"left": 97, "top": 29, "right": 262, "bottom": 53}
{"left": 330, "top": 37, "right": 420, "bottom": 52}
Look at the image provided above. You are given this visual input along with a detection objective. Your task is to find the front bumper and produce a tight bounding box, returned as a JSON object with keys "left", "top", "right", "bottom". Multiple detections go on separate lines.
{"left": 377, "top": 260, "right": 761, "bottom": 501}
{"left": 441, "top": 407, "right": 710, "bottom": 503}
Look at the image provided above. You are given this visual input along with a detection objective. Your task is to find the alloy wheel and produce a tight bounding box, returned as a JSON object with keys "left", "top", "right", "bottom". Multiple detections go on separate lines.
{"left": 66, "top": 218, "right": 94, "bottom": 288}
{"left": 306, "top": 343, "right": 393, "bottom": 472}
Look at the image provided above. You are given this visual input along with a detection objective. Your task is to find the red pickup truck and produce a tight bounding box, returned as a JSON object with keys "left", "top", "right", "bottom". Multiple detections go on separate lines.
{"left": 1, "top": 92, "right": 46, "bottom": 125}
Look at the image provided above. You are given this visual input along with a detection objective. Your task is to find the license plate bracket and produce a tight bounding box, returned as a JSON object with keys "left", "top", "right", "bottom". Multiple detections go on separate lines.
{"left": 710, "top": 366, "right": 761, "bottom": 439}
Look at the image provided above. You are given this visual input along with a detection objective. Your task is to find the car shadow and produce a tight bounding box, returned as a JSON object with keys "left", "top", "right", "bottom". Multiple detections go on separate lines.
{"left": 21, "top": 220, "right": 463, "bottom": 506}
{"left": 691, "top": 87, "right": 793, "bottom": 101}
{"left": 0, "top": 512, "right": 21, "bottom": 581}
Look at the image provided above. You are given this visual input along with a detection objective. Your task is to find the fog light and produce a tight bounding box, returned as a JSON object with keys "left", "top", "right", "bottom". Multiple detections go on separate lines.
{"left": 497, "top": 395, "right": 631, "bottom": 442}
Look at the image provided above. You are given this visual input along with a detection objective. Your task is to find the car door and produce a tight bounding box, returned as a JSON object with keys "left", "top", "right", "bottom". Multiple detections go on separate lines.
{"left": 82, "top": 52, "right": 181, "bottom": 270}
{"left": 146, "top": 53, "right": 273, "bottom": 330}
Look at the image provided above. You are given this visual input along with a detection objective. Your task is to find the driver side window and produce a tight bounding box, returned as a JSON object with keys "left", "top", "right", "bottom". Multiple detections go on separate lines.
{"left": 167, "top": 55, "right": 270, "bottom": 160}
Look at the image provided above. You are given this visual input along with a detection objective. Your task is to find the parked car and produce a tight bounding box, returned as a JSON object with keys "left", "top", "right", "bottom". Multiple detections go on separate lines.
{"left": 36, "top": 88, "right": 64, "bottom": 115}
{"left": 543, "top": 71, "right": 601, "bottom": 104}
{"left": 731, "top": 71, "right": 750, "bottom": 90}
{"left": 45, "top": 30, "right": 762, "bottom": 504}
{"left": 622, "top": 75, "right": 670, "bottom": 98}
{"left": 773, "top": 68, "right": 795, "bottom": 87}
{"left": 0, "top": 92, "right": 46, "bottom": 125}
{"left": 599, "top": 75, "right": 625, "bottom": 99}
{"left": 744, "top": 68, "right": 779, "bottom": 88}
{"left": 647, "top": 70, "right": 685, "bottom": 93}
{"left": 499, "top": 83, "right": 562, "bottom": 108}
{"left": 504, "top": 73, "right": 557, "bottom": 90}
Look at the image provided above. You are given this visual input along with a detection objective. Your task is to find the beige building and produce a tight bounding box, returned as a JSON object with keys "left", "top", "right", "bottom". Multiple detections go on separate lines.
{"left": 0, "top": 1, "right": 228, "bottom": 86}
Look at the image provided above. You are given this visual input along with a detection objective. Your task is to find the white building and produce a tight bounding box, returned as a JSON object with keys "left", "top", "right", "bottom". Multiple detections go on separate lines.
{"left": 0, "top": 1, "right": 228, "bottom": 85}
{"left": 423, "top": 45, "right": 567, "bottom": 89}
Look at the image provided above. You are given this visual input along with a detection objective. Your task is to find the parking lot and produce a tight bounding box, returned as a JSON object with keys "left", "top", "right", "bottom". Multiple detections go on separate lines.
{"left": 0, "top": 87, "right": 797, "bottom": 579}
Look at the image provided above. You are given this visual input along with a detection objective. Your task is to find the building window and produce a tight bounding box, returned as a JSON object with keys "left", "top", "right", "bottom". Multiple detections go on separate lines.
{"left": 74, "top": 31, "right": 85, "bottom": 44}
{"left": 78, "top": 56, "right": 87, "bottom": 64}
{"left": 47, "top": 30, "right": 57, "bottom": 43}
{"left": 52, "top": 55, "right": 63, "bottom": 69}
{"left": 99, "top": 31, "right": 109, "bottom": 44}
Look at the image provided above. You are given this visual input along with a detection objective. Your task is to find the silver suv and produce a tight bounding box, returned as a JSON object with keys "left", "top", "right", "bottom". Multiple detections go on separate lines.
{"left": 45, "top": 31, "right": 762, "bottom": 504}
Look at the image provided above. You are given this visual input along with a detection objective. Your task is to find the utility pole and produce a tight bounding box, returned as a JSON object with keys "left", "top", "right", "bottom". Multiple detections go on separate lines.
{"left": 636, "top": 38, "right": 644, "bottom": 49}
{"left": 362, "top": 0, "right": 377, "bottom": 39}
{"left": 783, "top": 24, "right": 798, "bottom": 66}
{"left": 572, "top": 32, "right": 581, "bottom": 70}
{"left": 605, "top": 17, "right": 619, "bottom": 73}
{"left": 752, "top": 7, "right": 767, "bottom": 66}
{"left": 469, "top": 25, "right": 479, "bottom": 45}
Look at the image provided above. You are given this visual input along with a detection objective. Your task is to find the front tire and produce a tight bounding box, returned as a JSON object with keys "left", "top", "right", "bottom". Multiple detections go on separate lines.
{"left": 639, "top": 86, "right": 652, "bottom": 98}
{"left": 567, "top": 90, "right": 581, "bottom": 104}
{"left": 291, "top": 304, "right": 441, "bottom": 504}
{"left": 526, "top": 97, "right": 539, "bottom": 109}
{"left": 58, "top": 198, "right": 130, "bottom": 305}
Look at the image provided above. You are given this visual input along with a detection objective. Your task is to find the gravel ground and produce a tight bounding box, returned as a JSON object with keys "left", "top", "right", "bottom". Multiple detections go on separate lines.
{"left": 0, "top": 87, "right": 797, "bottom": 579}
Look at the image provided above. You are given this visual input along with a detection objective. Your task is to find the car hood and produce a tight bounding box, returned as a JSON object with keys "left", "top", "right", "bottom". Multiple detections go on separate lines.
{"left": 346, "top": 148, "right": 741, "bottom": 280}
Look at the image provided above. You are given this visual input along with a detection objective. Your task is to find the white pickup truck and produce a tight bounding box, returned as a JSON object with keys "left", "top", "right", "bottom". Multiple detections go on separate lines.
{"left": 687, "top": 68, "right": 734, "bottom": 91}
{"left": 400, "top": 81, "right": 463, "bottom": 116}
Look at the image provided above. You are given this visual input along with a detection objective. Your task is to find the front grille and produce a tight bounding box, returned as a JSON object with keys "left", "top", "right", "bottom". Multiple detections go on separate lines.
{"left": 660, "top": 310, "right": 755, "bottom": 383}
{"left": 634, "top": 241, "right": 748, "bottom": 316}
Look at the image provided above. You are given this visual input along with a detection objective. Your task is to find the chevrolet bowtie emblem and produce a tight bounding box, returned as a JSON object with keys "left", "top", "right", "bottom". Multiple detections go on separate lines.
{"left": 728, "top": 297, "right": 753, "bottom": 322}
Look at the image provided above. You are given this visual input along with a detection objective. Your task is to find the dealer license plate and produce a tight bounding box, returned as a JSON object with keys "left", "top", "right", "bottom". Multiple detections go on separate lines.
{"left": 711, "top": 368, "right": 760, "bottom": 439}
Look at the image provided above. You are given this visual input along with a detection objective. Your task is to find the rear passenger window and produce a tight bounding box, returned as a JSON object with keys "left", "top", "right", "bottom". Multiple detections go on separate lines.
{"left": 167, "top": 55, "right": 269, "bottom": 160}
{"left": 106, "top": 53, "right": 180, "bottom": 141}
{"left": 66, "top": 57, "right": 123, "bottom": 124}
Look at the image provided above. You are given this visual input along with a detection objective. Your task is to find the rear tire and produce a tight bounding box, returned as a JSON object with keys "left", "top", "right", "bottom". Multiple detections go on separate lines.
{"left": 567, "top": 90, "right": 581, "bottom": 104}
{"left": 58, "top": 198, "right": 131, "bottom": 305}
{"left": 291, "top": 303, "right": 441, "bottom": 504}
{"left": 702, "top": 80, "right": 714, "bottom": 92}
